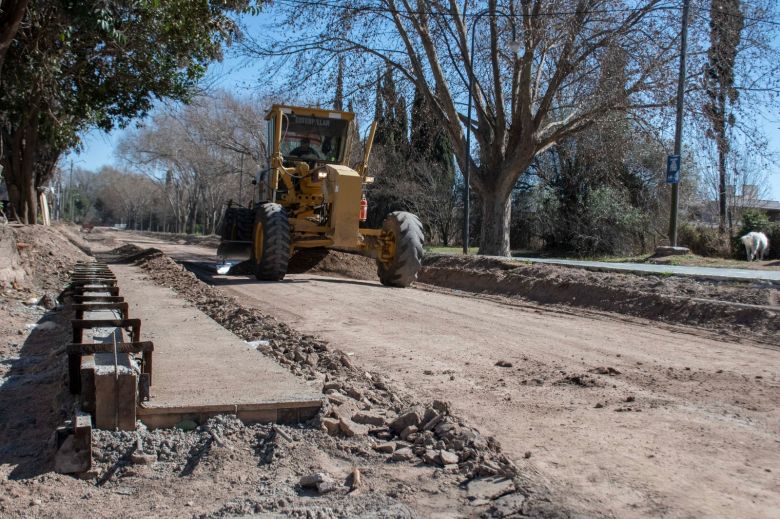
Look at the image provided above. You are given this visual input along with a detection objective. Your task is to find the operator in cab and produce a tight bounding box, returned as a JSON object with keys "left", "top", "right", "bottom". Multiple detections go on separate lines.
{"left": 289, "top": 137, "right": 323, "bottom": 161}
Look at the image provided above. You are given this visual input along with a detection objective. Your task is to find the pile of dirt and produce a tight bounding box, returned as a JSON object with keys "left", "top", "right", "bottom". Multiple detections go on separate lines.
{"left": 0, "top": 224, "right": 86, "bottom": 502}
{"left": 0, "top": 224, "right": 89, "bottom": 291}
{"left": 228, "top": 248, "right": 378, "bottom": 281}
{"left": 419, "top": 255, "right": 779, "bottom": 340}
{"left": 87, "top": 415, "right": 418, "bottom": 517}
{"left": 133, "top": 230, "right": 221, "bottom": 248}
{"left": 287, "top": 249, "right": 378, "bottom": 281}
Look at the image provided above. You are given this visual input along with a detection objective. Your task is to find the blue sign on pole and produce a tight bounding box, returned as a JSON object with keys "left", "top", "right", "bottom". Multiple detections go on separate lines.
{"left": 666, "top": 155, "right": 680, "bottom": 184}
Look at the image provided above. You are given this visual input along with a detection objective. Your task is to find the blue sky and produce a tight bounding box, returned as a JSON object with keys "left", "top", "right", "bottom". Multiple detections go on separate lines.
{"left": 66, "top": 11, "right": 780, "bottom": 201}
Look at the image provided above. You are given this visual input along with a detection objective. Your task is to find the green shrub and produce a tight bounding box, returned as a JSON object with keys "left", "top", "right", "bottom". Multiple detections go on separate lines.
{"left": 765, "top": 224, "right": 780, "bottom": 259}
{"left": 738, "top": 209, "right": 770, "bottom": 236}
{"left": 678, "top": 223, "right": 730, "bottom": 257}
{"left": 536, "top": 185, "right": 650, "bottom": 257}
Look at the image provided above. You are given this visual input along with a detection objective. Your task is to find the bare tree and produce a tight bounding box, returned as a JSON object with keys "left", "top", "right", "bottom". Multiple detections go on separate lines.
{"left": 244, "top": 0, "right": 683, "bottom": 254}
{"left": 119, "top": 91, "right": 266, "bottom": 234}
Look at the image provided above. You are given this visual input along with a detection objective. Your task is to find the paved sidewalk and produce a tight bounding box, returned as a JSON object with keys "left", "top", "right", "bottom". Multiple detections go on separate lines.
{"left": 112, "top": 263, "right": 321, "bottom": 428}
{"left": 499, "top": 256, "right": 780, "bottom": 283}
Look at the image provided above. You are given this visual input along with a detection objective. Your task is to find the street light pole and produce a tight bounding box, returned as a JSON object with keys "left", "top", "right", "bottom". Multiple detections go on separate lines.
{"left": 669, "top": 0, "right": 690, "bottom": 247}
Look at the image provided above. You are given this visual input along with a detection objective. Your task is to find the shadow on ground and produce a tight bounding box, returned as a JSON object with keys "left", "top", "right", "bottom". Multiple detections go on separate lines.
{"left": 0, "top": 298, "right": 73, "bottom": 480}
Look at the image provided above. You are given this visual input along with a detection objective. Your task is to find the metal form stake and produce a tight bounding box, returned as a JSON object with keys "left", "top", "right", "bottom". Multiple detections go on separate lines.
{"left": 112, "top": 332, "right": 119, "bottom": 431}
{"left": 669, "top": 0, "right": 690, "bottom": 247}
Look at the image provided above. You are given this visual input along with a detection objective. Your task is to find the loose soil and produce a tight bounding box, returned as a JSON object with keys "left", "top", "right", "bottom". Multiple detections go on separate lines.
{"left": 646, "top": 253, "right": 780, "bottom": 270}
{"left": 31, "top": 227, "right": 780, "bottom": 518}
{"left": 97, "top": 229, "right": 780, "bottom": 519}
{"left": 419, "top": 254, "right": 779, "bottom": 341}
{"left": 0, "top": 228, "right": 559, "bottom": 518}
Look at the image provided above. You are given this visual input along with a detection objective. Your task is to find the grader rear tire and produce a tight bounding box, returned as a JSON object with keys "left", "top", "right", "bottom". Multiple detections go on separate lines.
{"left": 252, "top": 203, "right": 290, "bottom": 281}
{"left": 234, "top": 208, "right": 254, "bottom": 241}
{"left": 221, "top": 207, "right": 254, "bottom": 241}
{"left": 377, "top": 211, "right": 424, "bottom": 287}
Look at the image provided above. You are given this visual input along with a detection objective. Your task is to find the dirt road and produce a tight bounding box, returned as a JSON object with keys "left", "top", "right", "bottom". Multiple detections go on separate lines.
{"left": 110, "top": 232, "right": 780, "bottom": 518}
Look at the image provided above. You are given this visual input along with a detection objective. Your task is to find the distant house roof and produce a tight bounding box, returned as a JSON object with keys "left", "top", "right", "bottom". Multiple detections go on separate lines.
{"left": 749, "top": 199, "right": 780, "bottom": 212}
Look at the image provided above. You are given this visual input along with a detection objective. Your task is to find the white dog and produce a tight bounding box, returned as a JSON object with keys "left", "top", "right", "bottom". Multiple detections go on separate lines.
{"left": 740, "top": 231, "right": 769, "bottom": 261}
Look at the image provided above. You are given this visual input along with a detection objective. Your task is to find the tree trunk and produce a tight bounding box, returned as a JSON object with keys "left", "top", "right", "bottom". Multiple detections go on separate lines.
{"left": 718, "top": 146, "right": 727, "bottom": 235}
{"left": 716, "top": 91, "right": 728, "bottom": 235}
{"left": 3, "top": 110, "right": 41, "bottom": 224}
{"left": 478, "top": 187, "right": 512, "bottom": 256}
{"left": 19, "top": 118, "right": 39, "bottom": 223}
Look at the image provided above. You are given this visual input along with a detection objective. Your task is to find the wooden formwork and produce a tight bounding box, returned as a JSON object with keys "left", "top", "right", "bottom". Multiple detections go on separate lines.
{"left": 55, "top": 261, "right": 156, "bottom": 473}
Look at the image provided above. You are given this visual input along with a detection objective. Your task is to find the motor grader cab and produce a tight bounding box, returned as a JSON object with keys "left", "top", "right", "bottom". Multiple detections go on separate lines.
{"left": 219, "top": 105, "right": 424, "bottom": 287}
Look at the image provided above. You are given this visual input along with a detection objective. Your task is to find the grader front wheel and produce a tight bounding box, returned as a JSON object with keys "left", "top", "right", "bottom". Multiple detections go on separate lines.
{"left": 377, "top": 211, "right": 424, "bottom": 287}
{"left": 252, "top": 203, "right": 291, "bottom": 281}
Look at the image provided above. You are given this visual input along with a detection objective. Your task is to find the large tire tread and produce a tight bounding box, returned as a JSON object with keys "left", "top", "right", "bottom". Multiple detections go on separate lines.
{"left": 253, "top": 203, "right": 290, "bottom": 281}
{"left": 377, "top": 211, "right": 424, "bottom": 287}
{"left": 220, "top": 207, "right": 254, "bottom": 241}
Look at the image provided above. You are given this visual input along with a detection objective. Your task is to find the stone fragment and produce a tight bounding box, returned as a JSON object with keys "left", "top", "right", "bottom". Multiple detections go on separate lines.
{"left": 352, "top": 411, "right": 386, "bottom": 427}
{"left": 432, "top": 400, "right": 450, "bottom": 414}
{"left": 321, "top": 417, "right": 340, "bottom": 436}
{"left": 390, "top": 447, "right": 414, "bottom": 462}
{"left": 339, "top": 417, "right": 369, "bottom": 437}
{"left": 389, "top": 407, "right": 423, "bottom": 433}
{"left": 326, "top": 392, "right": 348, "bottom": 406}
{"left": 491, "top": 493, "right": 527, "bottom": 516}
{"left": 495, "top": 360, "right": 513, "bottom": 368}
{"left": 39, "top": 294, "right": 57, "bottom": 310}
{"left": 300, "top": 473, "right": 338, "bottom": 494}
{"left": 299, "top": 472, "right": 328, "bottom": 487}
{"left": 323, "top": 381, "right": 342, "bottom": 391}
{"left": 466, "top": 476, "right": 516, "bottom": 501}
{"left": 305, "top": 353, "right": 320, "bottom": 366}
{"left": 421, "top": 412, "right": 443, "bottom": 431}
{"left": 422, "top": 407, "right": 438, "bottom": 424}
{"left": 316, "top": 480, "right": 337, "bottom": 494}
{"left": 400, "top": 425, "right": 418, "bottom": 441}
{"left": 440, "top": 450, "right": 459, "bottom": 465}
{"left": 422, "top": 449, "right": 439, "bottom": 465}
{"left": 344, "top": 386, "right": 364, "bottom": 400}
{"left": 374, "top": 442, "right": 396, "bottom": 453}
{"left": 434, "top": 421, "right": 456, "bottom": 437}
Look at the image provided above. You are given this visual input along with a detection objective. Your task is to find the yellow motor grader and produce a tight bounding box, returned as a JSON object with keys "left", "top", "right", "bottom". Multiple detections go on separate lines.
{"left": 218, "top": 105, "right": 424, "bottom": 287}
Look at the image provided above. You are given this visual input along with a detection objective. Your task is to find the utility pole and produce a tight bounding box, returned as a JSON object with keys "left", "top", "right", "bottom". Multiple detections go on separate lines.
{"left": 68, "top": 160, "right": 74, "bottom": 222}
{"left": 668, "top": 0, "right": 690, "bottom": 247}
{"left": 238, "top": 153, "right": 244, "bottom": 207}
